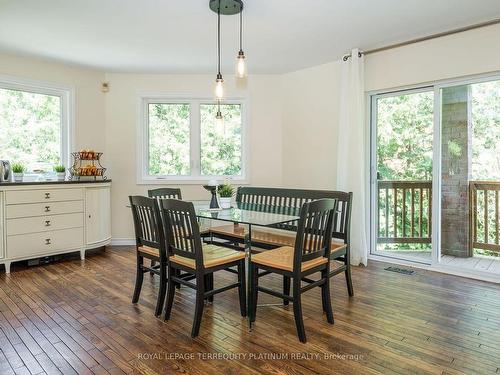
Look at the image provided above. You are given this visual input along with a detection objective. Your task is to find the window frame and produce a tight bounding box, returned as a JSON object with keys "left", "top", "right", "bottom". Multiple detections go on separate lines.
{"left": 137, "top": 94, "right": 249, "bottom": 184}
{"left": 0, "top": 74, "right": 74, "bottom": 168}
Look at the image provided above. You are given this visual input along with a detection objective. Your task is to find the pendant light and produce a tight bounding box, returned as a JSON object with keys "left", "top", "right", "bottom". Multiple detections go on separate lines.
{"left": 215, "top": 99, "right": 224, "bottom": 127}
{"left": 214, "top": 0, "right": 224, "bottom": 100}
{"left": 209, "top": 0, "right": 245, "bottom": 121}
{"left": 236, "top": 9, "right": 247, "bottom": 78}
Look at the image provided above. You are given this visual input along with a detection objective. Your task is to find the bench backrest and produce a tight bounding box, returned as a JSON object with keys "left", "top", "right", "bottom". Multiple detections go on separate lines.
{"left": 236, "top": 186, "right": 352, "bottom": 244}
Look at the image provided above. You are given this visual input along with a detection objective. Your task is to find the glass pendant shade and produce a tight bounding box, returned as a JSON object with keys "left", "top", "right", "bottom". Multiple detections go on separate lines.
{"left": 236, "top": 50, "right": 247, "bottom": 78}
{"left": 215, "top": 109, "right": 224, "bottom": 127}
{"left": 215, "top": 74, "right": 224, "bottom": 99}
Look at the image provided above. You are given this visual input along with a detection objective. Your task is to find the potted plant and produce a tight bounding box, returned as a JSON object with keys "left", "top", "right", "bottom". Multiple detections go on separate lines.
{"left": 54, "top": 165, "right": 66, "bottom": 181}
{"left": 11, "top": 163, "right": 26, "bottom": 182}
{"left": 218, "top": 184, "right": 234, "bottom": 209}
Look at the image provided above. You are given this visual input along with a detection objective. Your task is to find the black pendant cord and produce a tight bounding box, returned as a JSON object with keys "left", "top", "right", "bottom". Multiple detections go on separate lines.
{"left": 217, "top": 0, "right": 221, "bottom": 76}
{"left": 239, "top": 9, "right": 242, "bottom": 52}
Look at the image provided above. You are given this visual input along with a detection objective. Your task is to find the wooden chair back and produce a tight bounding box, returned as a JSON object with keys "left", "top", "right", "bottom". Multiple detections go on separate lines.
{"left": 236, "top": 187, "right": 350, "bottom": 239}
{"left": 293, "top": 199, "right": 337, "bottom": 271}
{"left": 148, "top": 188, "right": 182, "bottom": 200}
{"left": 159, "top": 199, "right": 204, "bottom": 269}
{"left": 129, "top": 196, "right": 165, "bottom": 251}
{"left": 332, "top": 192, "right": 352, "bottom": 245}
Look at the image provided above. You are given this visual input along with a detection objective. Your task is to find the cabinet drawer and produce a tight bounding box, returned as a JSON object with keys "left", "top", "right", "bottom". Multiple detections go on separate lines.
{"left": 7, "top": 228, "right": 84, "bottom": 259}
{"left": 6, "top": 213, "right": 84, "bottom": 236}
{"left": 6, "top": 188, "right": 84, "bottom": 205}
{"left": 5, "top": 200, "right": 84, "bottom": 219}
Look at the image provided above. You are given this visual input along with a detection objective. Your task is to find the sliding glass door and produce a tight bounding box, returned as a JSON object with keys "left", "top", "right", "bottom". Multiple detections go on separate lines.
{"left": 371, "top": 89, "right": 434, "bottom": 263}
{"left": 439, "top": 78, "right": 500, "bottom": 272}
{"left": 370, "top": 75, "right": 500, "bottom": 271}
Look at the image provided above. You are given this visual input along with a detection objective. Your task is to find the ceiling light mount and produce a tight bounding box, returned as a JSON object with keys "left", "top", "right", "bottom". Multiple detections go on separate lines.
{"left": 209, "top": 0, "right": 243, "bottom": 15}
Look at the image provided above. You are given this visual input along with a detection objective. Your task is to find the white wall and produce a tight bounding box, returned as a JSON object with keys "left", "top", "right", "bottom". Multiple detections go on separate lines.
{"left": 281, "top": 23, "right": 500, "bottom": 190}
{"left": 0, "top": 53, "right": 106, "bottom": 154}
{"left": 104, "top": 73, "right": 283, "bottom": 240}
{"left": 281, "top": 61, "right": 341, "bottom": 189}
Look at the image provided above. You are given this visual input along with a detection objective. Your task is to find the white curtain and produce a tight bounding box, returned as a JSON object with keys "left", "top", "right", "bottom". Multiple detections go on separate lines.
{"left": 336, "top": 48, "right": 368, "bottom": 266}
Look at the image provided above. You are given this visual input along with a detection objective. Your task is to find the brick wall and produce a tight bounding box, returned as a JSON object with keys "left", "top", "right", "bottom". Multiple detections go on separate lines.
{"left": 440, "top": 85, "right": 471, "bottom": 257}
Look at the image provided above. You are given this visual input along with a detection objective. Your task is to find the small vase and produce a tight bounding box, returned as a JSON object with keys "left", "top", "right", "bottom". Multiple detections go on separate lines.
{"left": 13, "top": 173, "right": 23, "bottom": 182}
{"left": 57, "top": 172, "right": 66, "bottom": 181}
{"left": 219, "top": 197, "right": 232, "bottom": 209}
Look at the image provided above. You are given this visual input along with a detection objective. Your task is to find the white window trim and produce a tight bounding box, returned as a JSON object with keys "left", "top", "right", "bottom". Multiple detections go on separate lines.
{"left": 0, "top": 74, "right": 75, "bottom": 168}
{"left": 137, "top": 93, "right": 249, "bottom": 185}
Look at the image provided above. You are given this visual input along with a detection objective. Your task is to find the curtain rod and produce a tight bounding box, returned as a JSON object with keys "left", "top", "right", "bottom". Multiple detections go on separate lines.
{"left": 342, "top": 17, "right": 500, "bottom": 61}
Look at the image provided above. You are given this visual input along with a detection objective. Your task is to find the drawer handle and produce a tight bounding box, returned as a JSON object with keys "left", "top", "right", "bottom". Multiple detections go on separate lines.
{"left": 45, "top": 238, "right": 51, "bottom": 245}
{"left": 45, "top": 220, "right": 51, "bottom": 227}
{"left": 45, "top": 192, "right": 51, "bottom": 199}
{"left": 45, "top": 206, "right": 51, "bottom": 212}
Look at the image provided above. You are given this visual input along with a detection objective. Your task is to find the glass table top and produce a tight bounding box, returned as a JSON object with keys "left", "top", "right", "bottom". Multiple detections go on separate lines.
{"left": 191, "top": 201, "right": 300, "bottom": 227}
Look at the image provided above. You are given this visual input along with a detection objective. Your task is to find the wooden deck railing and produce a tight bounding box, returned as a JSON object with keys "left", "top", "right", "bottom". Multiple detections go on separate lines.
{"left": 470, "top": 181, "right": 500, "bottom": 255}
{"left": 377, "top": 180, "right": 432, "bottom": 244}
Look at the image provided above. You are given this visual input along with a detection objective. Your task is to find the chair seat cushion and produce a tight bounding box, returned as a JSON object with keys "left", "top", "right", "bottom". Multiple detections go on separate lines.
{"left": 169, "top": 244, "right": 245, "bottom": 269}
{"left": 138, "top": 245, "right": 160, "bottom": 258}
{"left": 250, "top": 246, "right": 328, "bottom": 272}
{"left": 210, "top": 225, "right": 347, "bottom": 253}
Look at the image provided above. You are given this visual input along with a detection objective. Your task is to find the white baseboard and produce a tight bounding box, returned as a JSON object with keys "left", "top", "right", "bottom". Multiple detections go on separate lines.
{"left": 110, "top": 238, "right": 135, "bottom": 246}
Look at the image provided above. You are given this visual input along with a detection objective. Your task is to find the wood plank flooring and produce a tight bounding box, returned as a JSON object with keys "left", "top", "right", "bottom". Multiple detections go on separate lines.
{"left": 1, "top": 246, "right": 500, "bottom": 374}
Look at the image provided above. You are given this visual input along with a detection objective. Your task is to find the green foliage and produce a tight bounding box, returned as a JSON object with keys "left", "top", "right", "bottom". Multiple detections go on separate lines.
{"left": 200, "top": 104, "right": 242, "bottom": 176}
{"left": 148, "top": 103, "right": 191, "bottom": 176}
{"left": 54, "top": 165, "right": 66, "bottom": 172}
{"left": 471, "top": 80, "right": 500, "bottom": 180}
{"left": 0, "top": 88, "right": 61, "bottom": 171}
{"left": 147, "top": 103, "right": 243, "bottom": 177}
{"left": 377, "top": 91, "right": 434, "bottom": 181}
{"left": 218, "top": 184, "right": 234, "bottom": 198}
{"left": 11, "top": 163, "right": 26, "bottom": 173}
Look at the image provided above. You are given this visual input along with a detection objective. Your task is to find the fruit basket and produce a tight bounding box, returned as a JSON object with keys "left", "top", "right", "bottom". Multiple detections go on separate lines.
{"left": 69, "top": 150, "right": 108, "bottom": 181}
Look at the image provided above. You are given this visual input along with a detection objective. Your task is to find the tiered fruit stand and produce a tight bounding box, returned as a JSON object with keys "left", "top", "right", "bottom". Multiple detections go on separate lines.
{"left": 69, "top": 151, "right": 107, "bottom": 181}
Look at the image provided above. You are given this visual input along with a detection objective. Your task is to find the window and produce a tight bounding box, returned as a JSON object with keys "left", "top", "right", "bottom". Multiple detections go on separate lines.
{"left": 139, "top": 97, "right": 247, "bottom": 183}
{"left": 0, "top": 77, "right": 72, "bottom": 171}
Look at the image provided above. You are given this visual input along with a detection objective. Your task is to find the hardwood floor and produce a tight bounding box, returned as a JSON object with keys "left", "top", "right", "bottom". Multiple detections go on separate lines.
{"left": 1, "top": 246, "right": 500, "bottom": 375}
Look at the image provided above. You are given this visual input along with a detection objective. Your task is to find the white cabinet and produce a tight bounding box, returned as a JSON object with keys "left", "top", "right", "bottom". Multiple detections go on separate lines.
{"left": 0, "top": 182, "right": 111, "bottom": 273}
{"left": 85, "top": 186, "right": 111, "bottom": 247}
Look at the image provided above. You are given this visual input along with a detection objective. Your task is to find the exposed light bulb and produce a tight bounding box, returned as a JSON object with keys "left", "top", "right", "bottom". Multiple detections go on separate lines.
{"left": 215, "top": 73, "right": 224, "bottom": 99}
{"left": 215, "top": 109, "right": 224, "bottom": 127}
{"left": 236, "top": 50, "right": 247, "bottom": 78}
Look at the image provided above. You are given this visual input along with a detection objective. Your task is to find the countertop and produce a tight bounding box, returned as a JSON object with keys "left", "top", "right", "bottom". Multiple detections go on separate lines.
{"left": 0, "top": 179, "right": 111, "bottom": 186}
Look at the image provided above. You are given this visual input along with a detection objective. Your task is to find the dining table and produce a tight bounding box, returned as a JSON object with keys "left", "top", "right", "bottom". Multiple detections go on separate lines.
{"left": 191, "top": 200, "right": 300, "bottom": 329}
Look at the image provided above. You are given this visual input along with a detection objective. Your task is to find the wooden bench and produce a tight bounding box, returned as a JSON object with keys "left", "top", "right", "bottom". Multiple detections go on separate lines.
{"left": 207, "top": 186, "right": 354, "bottom": 296}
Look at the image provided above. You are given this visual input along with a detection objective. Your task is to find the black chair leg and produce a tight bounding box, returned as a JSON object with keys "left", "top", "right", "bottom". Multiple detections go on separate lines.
{"left": 321, "top": 270, "right": 334, "bottom": 324}
{"left": 250, "top": 263, "right": 259, "bottom": 322}
{"left": 154, "top": 262, "right": 167, "bottom": 317}
{"left": 191, "top": 278, "right": 205, "bottom": 338}
{"left": 150, "top": 260, "right": 156, "bottom": 276}
{"left": 283, "top": 276, "right": 290, "bottom": 306}
{"left": 345, "top": 258, "right": 354, "bottom": 297}
{"left": 237, "top": 260, "right": 246, "bottom": 317}
{"left": 206, "top": 273, "right": 214, "bottom": 303}
{"left": 163, "top": 266, "right": 176, "bottom": 320}
{"left": 175, "top": 268, "right": 181, "bottom": 290}
{"left": 132, "top": 255, "right": 144, "bottom": 304}
{"left": 292, "top": 277, "right": 306, "bottom": 343}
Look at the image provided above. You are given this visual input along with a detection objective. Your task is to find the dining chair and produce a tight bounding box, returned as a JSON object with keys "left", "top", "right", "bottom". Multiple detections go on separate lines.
{"left": 282, "top": 191, "right": 354, "bottom": 301}
{"left": 148, "top": 187, "right": 182, "bottom": 200}
{"left": 147, "top": 188, "right": 183, "bottom": 274}
{"left": 128, "top": 195, "right": 167, "bottom": 317}
{"left": 160, "top": 198, "right": 247, "bottom": 338}
{"left": 249, "top": 198, "right": 337, "bottom": 343}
